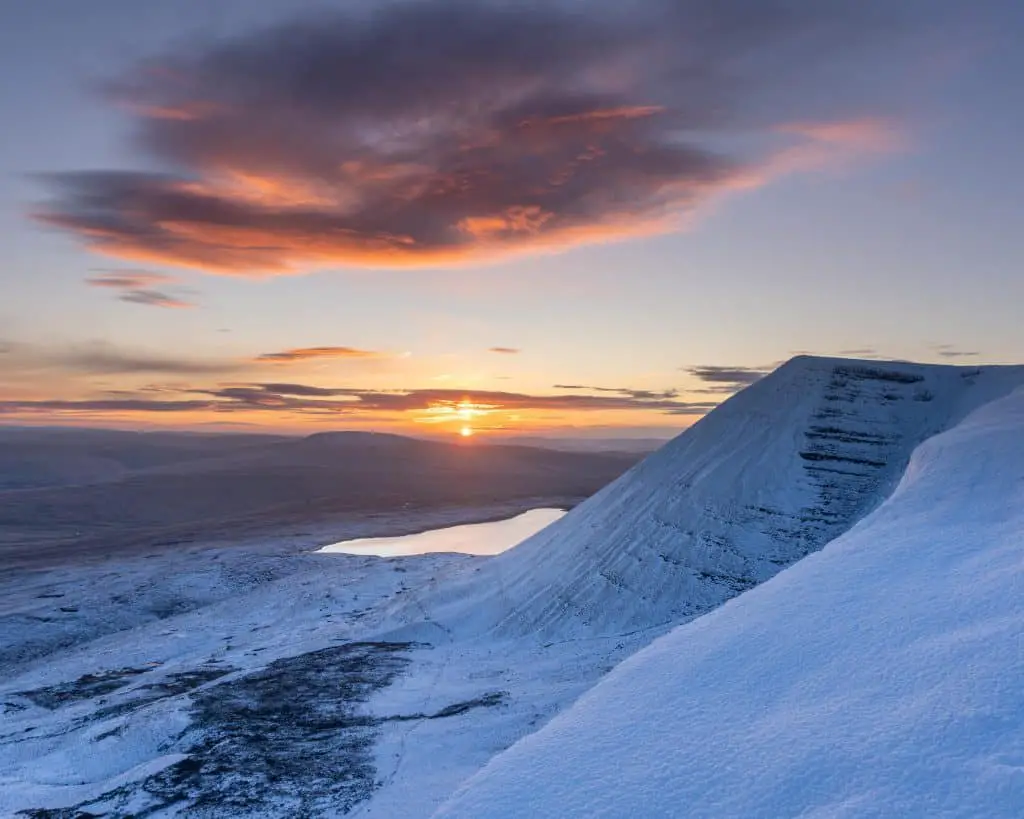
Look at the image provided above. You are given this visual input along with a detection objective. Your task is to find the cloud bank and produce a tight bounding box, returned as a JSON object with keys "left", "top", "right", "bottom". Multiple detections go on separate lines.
{"left": 36, "top": 0, "right": 904, "bottom": 274}
{"left": 0, "top": 382, "right": 716, "bottom": 418}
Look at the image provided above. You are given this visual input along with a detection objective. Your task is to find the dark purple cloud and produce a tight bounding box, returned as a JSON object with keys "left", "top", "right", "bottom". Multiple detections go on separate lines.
{"left": 35, "top": 0, "right": 905, "bottom": 274}
{"left": 0, "top": 377, "right": 718, "bottom": 419}
{"left": 684, "top": 364, "right": 775, "bottom": 394}
{"left": 686, "top": 366, "right": 771, "bottom": 385}
{"left": 553, "top": 384, "right": 679, "bottom": 400}
{"left": 0, "top": 398, "right": 212, "bottom": 414}
{"left": 194, "top": 383, "right": 713, "bottom": 415}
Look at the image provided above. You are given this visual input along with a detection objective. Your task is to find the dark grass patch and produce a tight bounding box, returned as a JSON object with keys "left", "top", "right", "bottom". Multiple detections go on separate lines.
{"left": 16, "top": 667, "right": 149, "bottom": 710}
{"left": 91, "top": 666, "right": 236, "bottom": 722}
{"left": 141, "top": 641, "right": 420, "bottom": 815}
{"left": 23, "top": 642, "right": 425, "bottom": 817}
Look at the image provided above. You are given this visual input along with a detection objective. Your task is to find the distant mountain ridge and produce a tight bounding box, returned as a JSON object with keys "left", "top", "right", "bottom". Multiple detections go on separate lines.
{"left": 0, "top": 428, "right": 641, "bottom": 570}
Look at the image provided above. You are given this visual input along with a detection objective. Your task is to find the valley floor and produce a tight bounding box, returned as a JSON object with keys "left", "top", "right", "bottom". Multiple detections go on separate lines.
{"left": 0, "top": 498, "right": 630, "bottom": 817}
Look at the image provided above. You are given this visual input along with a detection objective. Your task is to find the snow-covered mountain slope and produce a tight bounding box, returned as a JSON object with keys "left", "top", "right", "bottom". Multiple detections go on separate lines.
{"left": 395, "top": 356, "right": 1024, "bottom": 641}
{"left": 435, "top": 385, "right": 1024, "bottom": 819}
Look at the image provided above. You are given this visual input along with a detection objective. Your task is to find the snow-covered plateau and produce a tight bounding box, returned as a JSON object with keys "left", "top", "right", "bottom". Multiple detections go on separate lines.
{"left": 2, "top": 356, "right": 1022, "bottom": 817}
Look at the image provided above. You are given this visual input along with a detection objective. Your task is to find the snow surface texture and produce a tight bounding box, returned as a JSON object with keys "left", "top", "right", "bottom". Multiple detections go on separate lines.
{"left": 318, "top": 508, "right": 565, "bottom": 557}
{"left": 391, "top": 357, "right": 1024, "bottom": 642}
{"left": 4, "top": 357, "right": 1024, "bottom": 817}
{"left": 436, "top": 385, "right": 1024, "bottom": 819}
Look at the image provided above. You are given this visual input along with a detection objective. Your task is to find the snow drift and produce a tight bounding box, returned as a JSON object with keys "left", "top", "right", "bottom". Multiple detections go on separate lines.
{"left": 435, "top": 384, "right": 1024, "bottom": 818}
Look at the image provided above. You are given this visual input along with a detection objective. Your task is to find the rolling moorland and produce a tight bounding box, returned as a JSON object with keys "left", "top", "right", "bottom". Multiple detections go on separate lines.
{"left": 0, "top": 429, "right": 643, "bottom": 572}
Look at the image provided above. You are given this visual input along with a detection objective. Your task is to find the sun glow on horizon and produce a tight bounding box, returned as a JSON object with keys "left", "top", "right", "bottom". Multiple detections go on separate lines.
{"left": 460, "top": 425, "right": 474, "bottom": 438}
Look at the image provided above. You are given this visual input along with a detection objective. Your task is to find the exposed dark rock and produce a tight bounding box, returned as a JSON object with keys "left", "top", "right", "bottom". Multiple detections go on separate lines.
{"left": 23, "top": 642, "right": 424, "bottom": 818}
{"left": 17, "top": 667, "right": 149, "bottom": 710}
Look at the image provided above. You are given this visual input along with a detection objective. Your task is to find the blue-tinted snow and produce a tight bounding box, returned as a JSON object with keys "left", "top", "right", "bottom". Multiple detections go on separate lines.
{"left": 436, "top": 387, "right": 1024, "bottom": 818}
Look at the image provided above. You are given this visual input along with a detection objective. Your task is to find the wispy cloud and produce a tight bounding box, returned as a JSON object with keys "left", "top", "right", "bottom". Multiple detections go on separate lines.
{"left": 0, "top": 398, "right": 212, "bottom": 414}
{"left": 0, "top": 381, "right": 716, "bottom": 419}
{"left": 686, "top": 366, "right": 771, "bottom": 385}
{"left": 931, "top": 344, "right": 981, "bottom": 359}
{"left": 254, "top": 346, "right": 382, "bottom": 363}
{"left": 197, "top": 384, "right": 709, "bottom": 415}
{"left": 86, "top": 268, "right": 196, "bottom": 308}
{"left": 553, "top": 384, "right": 679, "bottom": 400}
{"left": 489, "top": 347, "right": 520, "bottom": 355}
{"left": 1, "top": 340, "right": 384, "bottom": 382}
{"left": 57, "top": 348, "right": 234, "bottom": 376}
{"left": 684, "top": 364, "right": 774, "bottom": 394}
{"left": 35, "top": 1, "right": 911, "bottom": 274}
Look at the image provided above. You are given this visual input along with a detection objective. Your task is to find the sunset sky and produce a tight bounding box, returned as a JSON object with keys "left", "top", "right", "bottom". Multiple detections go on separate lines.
{"left": 2, "top": 0, "right": 1022, "bottom": 439}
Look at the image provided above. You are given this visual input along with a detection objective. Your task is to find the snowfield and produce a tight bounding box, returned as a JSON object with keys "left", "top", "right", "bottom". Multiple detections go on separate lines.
{"left": 435, "top": 385, "right": 1024, "bottom": 818}
{"left": 2, "top": 356, "right": 1023, "bottom": 817}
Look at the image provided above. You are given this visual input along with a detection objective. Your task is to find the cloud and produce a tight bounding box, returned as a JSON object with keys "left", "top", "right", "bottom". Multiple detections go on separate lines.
{"left": 686, "top": 366, "right": 771, "bottom": 385}
{"left": 0, "top": 398, "right": 212, "bottom": 414}
{"left": 489, "top": 347, "right": 520, "bottom": 355}
{"left": 0, "top": 340, "right": 386, "bottom": 382}
{"left": 86, "top": 268, "right": 196, "bottom": 308}
{"left": 35, "top": 0, "right": 908, "bottom": 274}
{"left": 553, "top": 384, "right": 679, "bottom": 400}
{"left": 14, "top": 381, "right": 705, "bottom": 418}
{"left": 932, "top": 344, "right": 980, "bottom": 359}
{"left": 1, "top": 375, "right": 721, "bottom": 421}
{"left": 119, "top": 289, "right": 195, "bottom": 309}
{"left": 254, "top": 346, "right": 382, "bottom": 363}
{"left": 55, "top": 347, "right": 235, "bottom": 376}
{"left": 190, "top": 383, "right": 710, "bottom": 415}
{"left": 682, "top": 364, "right": 776, "bottom": 395}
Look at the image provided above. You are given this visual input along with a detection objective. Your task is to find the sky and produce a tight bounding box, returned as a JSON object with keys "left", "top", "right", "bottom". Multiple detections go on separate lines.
{"left": 1, "top": 0, "right": 1022, "bottom": 439}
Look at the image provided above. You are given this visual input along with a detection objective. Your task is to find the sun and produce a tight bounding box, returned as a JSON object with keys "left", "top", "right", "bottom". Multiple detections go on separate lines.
{"left": 460, "top": 425, "right": 474, "bottom": 438}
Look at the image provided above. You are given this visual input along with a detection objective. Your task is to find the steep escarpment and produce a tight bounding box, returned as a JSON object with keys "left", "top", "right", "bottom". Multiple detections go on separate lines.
{"left": 402, "top": 357, "right": 1024, "bottom": 640}
{"left": 434, "top": 385, "right": 1024, "bottom": 819}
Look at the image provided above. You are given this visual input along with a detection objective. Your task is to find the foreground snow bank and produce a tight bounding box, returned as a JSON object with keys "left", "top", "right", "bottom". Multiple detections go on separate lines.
{"left": 436, "top": 388, "right": 1024, "bottom": 818}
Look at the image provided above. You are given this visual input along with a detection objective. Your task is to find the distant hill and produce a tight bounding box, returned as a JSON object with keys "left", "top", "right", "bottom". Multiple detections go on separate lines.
{"left": 0, "top": 427, "right": 290, "bottom": 491}
{"left": 0, "top": 428, "right": 641, "bottom": 568}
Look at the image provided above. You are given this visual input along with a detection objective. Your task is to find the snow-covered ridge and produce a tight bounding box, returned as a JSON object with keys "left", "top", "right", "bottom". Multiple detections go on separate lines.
{"left": 434, "top": 384, "right": 1024, "bottom": 818}
{"left": 396, "top": 356, "right": 1024, "bottom": 641}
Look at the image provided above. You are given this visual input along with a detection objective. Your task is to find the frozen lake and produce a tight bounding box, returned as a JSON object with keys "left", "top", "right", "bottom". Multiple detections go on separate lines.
{"left": 317, "top": 508, "right": 565, "bottom": 557}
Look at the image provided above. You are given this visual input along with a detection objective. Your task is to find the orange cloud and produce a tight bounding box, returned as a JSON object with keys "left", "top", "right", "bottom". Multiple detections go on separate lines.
{"left": 529, "top": 105, "right": 666, "bottom": 127}
{"left": 255, "top": 346, "right": 382, "bottom": 363}
{"left": 775, "top": 118, "right": 906, "bottom": 152}
{"left": 35, "top": 4, "right": 911, "bottom": 275}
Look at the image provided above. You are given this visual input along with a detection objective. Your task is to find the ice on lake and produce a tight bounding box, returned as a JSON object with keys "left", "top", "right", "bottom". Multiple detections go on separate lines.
{"left": 317, "top": 508, "right": 565, "bottom": 558}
